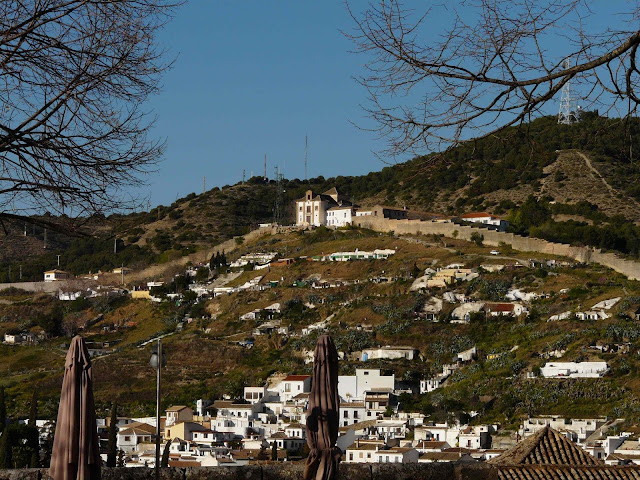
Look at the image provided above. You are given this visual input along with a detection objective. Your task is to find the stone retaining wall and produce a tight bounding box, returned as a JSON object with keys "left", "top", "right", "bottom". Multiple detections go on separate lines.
{"left": 353, "top": 217, "right": 640, "bottom": 280}
{"left": 0, "top": 463, "right": 497, "bottom": 480}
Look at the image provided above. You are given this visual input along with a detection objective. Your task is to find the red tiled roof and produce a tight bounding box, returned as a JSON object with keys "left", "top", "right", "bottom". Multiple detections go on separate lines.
{"left": 284, "top": 375, "right": 311, "bottom": 381}
{"left": 461, "top": 212, "right": 492, "bottom": 218}
{"left": 488, "top": 303, "right": 515, "bottom": 312}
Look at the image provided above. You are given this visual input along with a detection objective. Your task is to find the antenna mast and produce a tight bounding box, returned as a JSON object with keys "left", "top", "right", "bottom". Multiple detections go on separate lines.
{"left": 305, "top": 135, "right": 308, "bottom": 180}
{"left": 264, "top": 154, "right": 267, "bottom": 180}
{"left": 273, "top": 166, "right": 284, "bottom": 225}
{"left": 558, "top": 59, "right": 580, "bottom": 125}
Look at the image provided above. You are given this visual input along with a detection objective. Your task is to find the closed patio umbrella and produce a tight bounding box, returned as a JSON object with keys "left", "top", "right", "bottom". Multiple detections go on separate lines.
{"left": 303, "top": 334, "right": 341, "bottom": 480}
{"left": 50, "top": 335, "right": 101, "bottom": 480}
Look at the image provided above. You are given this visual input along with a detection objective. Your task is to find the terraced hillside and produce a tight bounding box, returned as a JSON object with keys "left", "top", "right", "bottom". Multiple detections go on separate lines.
{"left": 2, "top": 228, "right": 640, "bottom": 432}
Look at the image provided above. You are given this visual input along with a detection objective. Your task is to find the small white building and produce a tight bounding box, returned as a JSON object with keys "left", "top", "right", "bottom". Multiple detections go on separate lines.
{"left": 460, "top": 212, "right": 508, "bottom": 230}
{"left": 340, "top": 402, "right": 367, "bottom": 427}
{"left": 540, "top": 362, "right": 609, "bottom": 378}
{"left": 117, "top": 422, "right": 156, "bottom": 453}
{"left": 274, "top": 375, "right": 312, "bottom": 403}
{"left": 44, "top": 269, "right": 70, "bottom": 282}
{"left": 244, "top": 386, "right": 267, "bottom": 404}
{"left": 326, "top": 205, "right": 356, "bottom": 227}
{"left": 3, "top": 333, "right": 26, "bottom": 344}
{"left": 373, "top": 447, "right": 419, "bottom": 464}
{"left": 361, "top": 346, "right": 419, "bottom": 361}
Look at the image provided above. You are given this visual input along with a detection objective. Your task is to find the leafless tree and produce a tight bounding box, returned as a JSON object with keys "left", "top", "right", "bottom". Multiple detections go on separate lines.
{"left": 348, "top": 0, "right": 640, "bottom": 157}
{"left": 0, "top": 0, "right": 180, "bottom": 232}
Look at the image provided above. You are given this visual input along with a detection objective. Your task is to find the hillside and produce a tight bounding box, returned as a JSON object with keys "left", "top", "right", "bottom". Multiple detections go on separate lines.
{"left": 4, "top": 113, "right": 640, "bottom": 282}
{"left": 3, "top": 228, "right": 640, "bottom": 432}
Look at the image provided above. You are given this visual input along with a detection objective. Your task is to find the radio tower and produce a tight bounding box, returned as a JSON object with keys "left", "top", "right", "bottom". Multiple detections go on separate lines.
{"left": 304, "top": 135, "right": 308, "bottom": 180}
{"left": 558, "top": 59, "right": 580, "bottom": 125}
{"left": 273, "top": 166, "right": 285, "bottom": 224}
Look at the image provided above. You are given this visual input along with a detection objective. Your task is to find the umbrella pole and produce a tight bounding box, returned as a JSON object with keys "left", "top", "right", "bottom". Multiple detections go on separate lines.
{"left": 155, "top": 340, "right": 162, "bottom": 480}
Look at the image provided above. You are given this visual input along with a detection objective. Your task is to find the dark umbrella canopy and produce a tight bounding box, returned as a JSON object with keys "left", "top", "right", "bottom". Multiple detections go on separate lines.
{"left": 304, "top": 334, "right": 341, "bottom": 480}
{"left": 50, "top": 335, "right": 101, "bottom": 480}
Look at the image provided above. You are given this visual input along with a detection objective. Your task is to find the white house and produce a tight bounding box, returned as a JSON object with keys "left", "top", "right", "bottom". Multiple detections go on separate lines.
{"left": 373, "top": 447, "right": 419, "bottom": 464}
{"left": 340, "top": 402, "right": 367, "bottom": 427}
{"left": 460, "top": 212, "right": 509, "bottom": 230}
{"left": 117, "top": 422, "right": 156, "bottom": 453}
{"left": 420, "top": 378, "right": 444, "bottom": 394}
{"left": 361, "top": 346, "right": 419, "bottom": 361}
{"left": 244, "top": 386, "right": 267, "bottom": 404}
{"left": 485, "top": 303, "right": 528, "bottom": 317}
{"left": 165, "top": 406, "right": 193, "bottom": 427}
{"left": 540, "top": 362, "right": 609, "bottom": 378}
{"left": 4, "top": 333, "right": 26, "bottom": 344}
{"left": 274, "top": 375, "right": 312, "bottom": 403}
{"left": 338, "top": 369, "right": 395, "bottom": 401}
{"left": 344, "top": 443, "right": 381, "bottom": 463}
{"left": 458, "top": 425, "right": 491, "bottom": 449}
{"left": 326, "top": 205, "right": 356, "bottom": 227}
{"left": 44, "top": 269, "right": 70, "bottom": 282}
{"left": 451, "top": 302, "right": 485, "bottom": 324}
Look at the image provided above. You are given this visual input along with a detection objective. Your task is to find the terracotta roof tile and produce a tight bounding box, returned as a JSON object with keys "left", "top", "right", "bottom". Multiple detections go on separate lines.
{"left": 489, "top": 427, "right": 600, "bottom": 466}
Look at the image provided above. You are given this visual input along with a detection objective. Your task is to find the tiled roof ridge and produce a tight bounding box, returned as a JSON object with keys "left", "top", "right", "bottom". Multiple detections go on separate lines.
{"left": 491, "top": 426, "right": 601, "bottom": 466}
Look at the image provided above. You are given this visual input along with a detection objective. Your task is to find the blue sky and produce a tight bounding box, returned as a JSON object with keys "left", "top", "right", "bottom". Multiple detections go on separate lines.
{"left": 146, "top": 1, "right": 386, "bottom": 207}
{"left": 143, "top": 1, "right": 628, "bottom": 208}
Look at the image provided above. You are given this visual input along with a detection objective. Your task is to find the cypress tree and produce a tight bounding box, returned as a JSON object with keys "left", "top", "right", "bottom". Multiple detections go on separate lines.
{"left": 29, "top": 389, "right": 37, "bottom": 426}
{"left": 161, "top": 440, "right": 171, "bottom": 467}
{"left": 106, "top": 402, "right": 118, "bottom": 467}
{"left": 271, "top": 441, "right": 277, "bottom": 461}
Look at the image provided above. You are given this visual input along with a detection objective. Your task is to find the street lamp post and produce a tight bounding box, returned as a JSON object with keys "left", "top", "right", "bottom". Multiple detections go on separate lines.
{"left": 149, "top": 339, "right": 166, "bottom": 480}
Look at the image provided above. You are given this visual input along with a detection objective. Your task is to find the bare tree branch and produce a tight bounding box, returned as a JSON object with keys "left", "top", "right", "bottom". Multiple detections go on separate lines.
{"left": 0, "top": 0, "right": 181, "bottom": 231}
{"left": 347, "top": 0, "right": 640, "bottom": 156}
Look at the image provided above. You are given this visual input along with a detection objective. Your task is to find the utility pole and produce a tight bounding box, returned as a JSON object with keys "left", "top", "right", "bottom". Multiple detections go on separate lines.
{"left": 43, "top": 228, "right": 47, "bottom": 249}
{"left": 242, "top": 169, "right": 245, "bottom": 184}
{"left": 264, "top": 154, "right": 267, "bottom": 180}
{"left": 203, "top": 176, "right": 206, "bottom": 194}
{"left": 19, "top": 265, "right": 21, "bottom": 280}
{"left": 121, "top": 263, "right": 124, "bottom": 285}
{"left": 114, "top": 237, "right": 117, "bottom": 254}
{"left": 56, "top": 255, "right": 61, "bottom": 267}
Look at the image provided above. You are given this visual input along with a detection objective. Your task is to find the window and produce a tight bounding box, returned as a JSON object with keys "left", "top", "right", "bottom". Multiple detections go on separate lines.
{"left": 354, "top": 411, "right": 359, "bottom": 419}
{"left": 344, "top": 421, "right": 348, "bottom": 426}
{"left": 349, "top": 453, "right": 353, "bottom": 461}
{"left": 285, "top": 383, "right": 291, "bottom": 392}
{"left": 125, "top": 436, "right": 130, "bottom": 441}
{"left": 344, "top": 411, "right": 348, "bottom": 418}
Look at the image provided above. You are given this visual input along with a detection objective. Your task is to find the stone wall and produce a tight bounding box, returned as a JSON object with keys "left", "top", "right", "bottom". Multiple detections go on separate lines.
{"left": 353, "top": 217, "right": 640, "bottom": 280}
{"left": 0, "top": 463, "right": 498, "bottom": 480}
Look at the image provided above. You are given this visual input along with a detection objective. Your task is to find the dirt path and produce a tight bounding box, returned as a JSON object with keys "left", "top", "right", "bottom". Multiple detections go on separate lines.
{"left": 576, "top": 151, "right": 617, "bottom": 196}
{"left": 577, "top": 151, "right": 640, "bottom": 211}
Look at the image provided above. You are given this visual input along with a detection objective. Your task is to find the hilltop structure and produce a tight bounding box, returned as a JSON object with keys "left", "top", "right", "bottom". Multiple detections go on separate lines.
{"left": 295, "top": 188, "right": 407, "bottom": 227}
